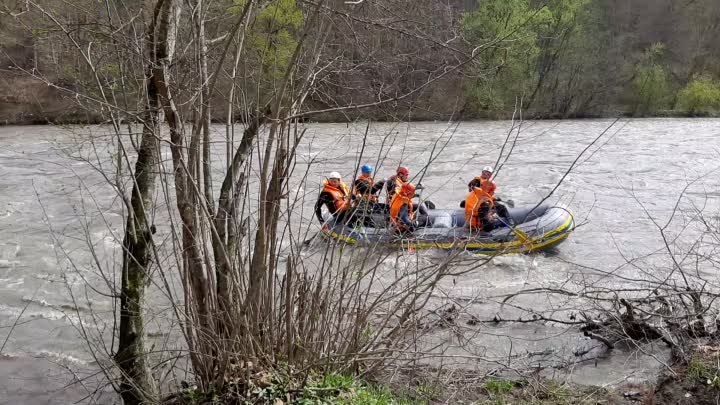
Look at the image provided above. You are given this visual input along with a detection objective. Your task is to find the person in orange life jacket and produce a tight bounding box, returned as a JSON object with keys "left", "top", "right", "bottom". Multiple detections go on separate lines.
{"left": 468, "top": 165, "right": 508, "bottom": 218}
{"left": 468, "top": 165, "right": 496, "bottom": 194}
{"left": 385, "top": 166, "right": 410, "bottom": 201}
{"left": 464, "top": 165, "right": 508, "bottom": 231}
{"left": 389, "top": 182, "right": 418, "bottom": 232}
{"left": 464, "top": 182, "right": 495, "bottom": 232}
{"left": 314, "top": 172, "right": 351, "bottom": 224}
{"left": 354, "top": 164, "right": 385, "bottom": 202}
{"left": 352, "top": 164, "right": 387, "bottom": 227}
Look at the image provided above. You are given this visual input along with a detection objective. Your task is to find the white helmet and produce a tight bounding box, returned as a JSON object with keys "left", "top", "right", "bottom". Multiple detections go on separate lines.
{"left": 328, "top": 171, "right": 342, "bottom": 180}
{"left": 482, "top": 165, "right": 494, "bottom": 173}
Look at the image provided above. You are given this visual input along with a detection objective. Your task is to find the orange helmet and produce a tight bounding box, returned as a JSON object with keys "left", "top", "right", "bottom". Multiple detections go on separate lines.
{"left": 401, "top": 182, "right": 416, "bottom": 196}
{"left": 397, "top": 166, "right": 410, "bottom": 176}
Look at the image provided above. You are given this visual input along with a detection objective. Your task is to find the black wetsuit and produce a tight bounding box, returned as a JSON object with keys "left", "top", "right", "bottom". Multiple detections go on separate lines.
{"left": 353, "top": 177, "right": 387, "bottom": 226}
{"left": 467, "top": 178, "right": 483, "bottom": 191}
{"left": 354, "top": 177, "right": 385, "bottom": 199}
{"left": 460, "top": 200, "right": 509, "bottom": 232}
{"left": 384, "top": 175, "right": 403, "bottom": 201}
{"left": 315, "top": 191, "right": 348, "bottom": 224}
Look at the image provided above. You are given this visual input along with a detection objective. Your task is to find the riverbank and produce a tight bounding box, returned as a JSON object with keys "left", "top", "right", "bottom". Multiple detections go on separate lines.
{"left": 2, "top": 75, "right": 718, "bottom": 126}
{"left": 163, "top": 373, "right": 626, "bottom": 405}
{"left": 3, "top": 109, "right": 718, "bottom": 126}
{"left": 164, "top": 341, "right": 720, "bottom": 405}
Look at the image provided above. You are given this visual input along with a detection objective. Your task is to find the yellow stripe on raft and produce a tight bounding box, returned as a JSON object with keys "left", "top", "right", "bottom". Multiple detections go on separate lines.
{"left": 320, "top": 213, "right": 575, "bottom": 255}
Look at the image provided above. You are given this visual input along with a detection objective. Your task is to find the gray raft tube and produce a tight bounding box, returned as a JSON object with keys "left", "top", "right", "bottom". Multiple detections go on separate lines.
{"left": 423, "top": 203, "right": 550, "bottom": 229}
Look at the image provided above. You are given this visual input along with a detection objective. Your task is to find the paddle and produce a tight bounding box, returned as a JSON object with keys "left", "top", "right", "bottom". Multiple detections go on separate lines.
{"left": 303, "top": 231, "right": 320, "bottom": 246}
{"left": 304, "top": 213, "right": 334, "bottom": 246}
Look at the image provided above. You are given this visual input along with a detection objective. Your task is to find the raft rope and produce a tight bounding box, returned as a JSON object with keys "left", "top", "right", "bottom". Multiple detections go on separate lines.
{"left": 495, "top": 216, "right": 534, "bottom": 252}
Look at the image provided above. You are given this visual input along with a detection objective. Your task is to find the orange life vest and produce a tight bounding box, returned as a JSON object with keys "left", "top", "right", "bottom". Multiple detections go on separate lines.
{"left": 472, "top": 176, "right": 496, "bottom": 197}
{"left": 354, "top": 173, "right": 377, "bottom": 202}
{"left": 387, "top": 175, "right": 406, "bottom": 201}
{"left": 465, "top": 187, "right": 495, "bottom": 229}
{"left": 322, "top": 180, "right": 350, "bottom": 212}
{"left": 389, "top": 193, "right": 414, "bottom": 227}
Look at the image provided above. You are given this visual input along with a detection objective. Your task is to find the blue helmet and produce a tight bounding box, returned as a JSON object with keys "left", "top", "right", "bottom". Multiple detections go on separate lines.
{"left": 361, "top": 164, "right": 373, "bottom": 174}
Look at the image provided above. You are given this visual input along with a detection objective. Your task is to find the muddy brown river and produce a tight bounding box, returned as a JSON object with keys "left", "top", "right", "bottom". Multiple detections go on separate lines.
{"left": 1, "top": 119, "right": 719, "bottom": 403}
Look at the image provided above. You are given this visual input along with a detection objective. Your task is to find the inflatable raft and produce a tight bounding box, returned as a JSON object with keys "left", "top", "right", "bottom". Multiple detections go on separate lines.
{"left": 320, "top": 203, "right": 574, "bottom": 254}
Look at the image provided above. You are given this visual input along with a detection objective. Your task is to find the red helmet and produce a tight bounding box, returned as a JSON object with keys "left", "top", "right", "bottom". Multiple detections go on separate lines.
{"left": 401, "top": 182, "right": 416, "bottom": 196}
{"left": 397, "top": 166, "right": 410, "bottom": 176}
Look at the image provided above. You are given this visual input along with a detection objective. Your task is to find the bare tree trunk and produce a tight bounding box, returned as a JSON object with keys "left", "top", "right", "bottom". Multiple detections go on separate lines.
{"left": 116, "top": 118, "right": 160, "bottom": 405}
{"left": 149, "top": 0, "right": 219, "bottom": 383}
{"left": 114, "top": 1, "right": 182, "bottom": 402}
{"left": 198, "top": 0, "right": 256, "bottom": 338}
{"left": 215, "top": 114, "right": 264, "bottom": 320}
{"left": 245, "top": 0, "right": 323, "bottom": 339}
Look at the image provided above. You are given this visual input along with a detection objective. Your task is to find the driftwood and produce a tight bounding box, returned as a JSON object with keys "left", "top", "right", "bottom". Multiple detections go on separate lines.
{"left": 580, "top": 296, "right": 711, "bottom": 358}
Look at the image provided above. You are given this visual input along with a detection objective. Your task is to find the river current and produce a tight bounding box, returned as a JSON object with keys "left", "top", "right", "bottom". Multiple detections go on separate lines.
{"left": 1, "top": 119, "right": 719, "bottom": 404}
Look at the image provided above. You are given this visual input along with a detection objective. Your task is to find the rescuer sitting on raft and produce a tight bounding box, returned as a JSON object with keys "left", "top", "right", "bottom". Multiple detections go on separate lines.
{"left": 315, "top": 171, "right": 352, "bottom": 224}
{"left": 389, "top": 182, "right": 419, "bottom": 233}
{"left": 463, "top": 165, "right": 509, "bottom": 232}
{"left": 385, "top": 166, "right": 410, "bottom": 201}
{"left": 354, "top": 164, "right": 385, "bottom": 204}
{"left": 353, "top": 164, "right": 386, "bottom": 226}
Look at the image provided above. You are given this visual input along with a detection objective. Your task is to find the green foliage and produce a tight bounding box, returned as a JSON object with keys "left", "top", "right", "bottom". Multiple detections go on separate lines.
{"left": 474, "top": 378, "right": 597, "bottom": 405}
{"left": 676, "top": 74, "right": 720, "bottom": 114}
{"left": 245, "top": 0, "right": 304, "bottom": 82}
{"left": 461, "top": 0, "right": 599, "bottom": 115}
{"left": 479, "top": 379, "right": 515, "bottom": 405}
{"left": 544, "top": 0, "right": 591, "bottom": 27}
{"left": 688, "top": 354, "right": 720, "bottom": 389}
{"left": 543, "top": 379, "right": 572, "bottom": 399}
{"left": 415, "top": 382, "right": 441, "bottom": 402}
{"left": 177, "top": 371, "right": 417, "bottom": 404}
{"left": 629, "top": 43, "right": 672, "bottom": 115}
{"left": 30, "top": 28, "right": 51, "bottom": 37}
{"left": 100, "top": 63, "right": 122, "bottom": 78}
{"left": 183, "top": 386, "right": 203, "bottom": 403}
{"left": 312, "top": 372, "right": 356, "bottom": 391}
{"left": 531, "top": 0, "right": 606, "bottom": 116}
{"left": 461, "top": 0, "right": 552, "bottom": 112}
{"left": 483, "top": 378, "right": 514, "bottom": 394}
{"left": 533, "top": 0, "right": 593, "bottom": 49}
{"left": 297, "top": 372, "right": 417, "bottom": 405}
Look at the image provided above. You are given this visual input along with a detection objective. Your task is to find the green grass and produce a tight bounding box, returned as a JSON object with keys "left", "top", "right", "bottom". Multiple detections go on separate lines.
{"left": 176, "top": 371, "right": 422, "bottom": 405}
{"left": 472, "top": 378, "right": 611, "bottom": 405}
{"left": 298, "top": 372, "right": 418, "bottom": 405}
{"left": 688, "top": 354, "right": 720, "bottom": 389}
{"left": 482, "top": 379, "right": 515, "bottom": 394}
{"left": 174, "top": 372, "right": 621, "bottom": 405}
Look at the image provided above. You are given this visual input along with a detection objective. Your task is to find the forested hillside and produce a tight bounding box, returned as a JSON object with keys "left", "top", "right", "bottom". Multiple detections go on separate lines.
{"left": 1, "top": 0, "right": 719, "bottom": 124}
